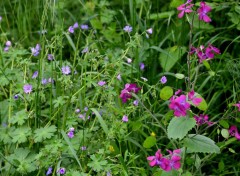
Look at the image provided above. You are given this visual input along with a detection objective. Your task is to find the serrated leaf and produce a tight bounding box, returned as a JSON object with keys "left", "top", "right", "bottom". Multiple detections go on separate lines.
{"left": 183, "top": 134, "right": 220, "bottom": 153}
{"left": 87, "top": 155, "right": 108, "bottom": 172}
{"left": 159, "top": 46, "right": 186, "bottom": 72}
{"left": 9, "top": 110, "right": 28, "bottom": 125}
{"left": 34, "top": 125, "right": 57, "bottom": 142}
{"left": 143, "top": 136, "right": 156, "bottom": 148}
{"left": 168, "top": 117, "right": 196, "bottom": 140}
{"left": 10, "top": 127, "right": 31, "bottom": 144}
{"left": 160, "top": 86, "right": 173, "bottom": 100}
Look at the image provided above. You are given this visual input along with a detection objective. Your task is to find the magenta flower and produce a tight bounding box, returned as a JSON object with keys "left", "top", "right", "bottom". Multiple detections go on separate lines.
{"left": 205, "top": 44, "right": 221, "bottom": 59}
{"left": 23, "top": 84, "right": 33, "bottom": 94}
{"left": 147, "top": 150, "right": 170, "bottom": 171}
{"left": 98, "top": 81, "right": 106, "bottom": 86}
{"left": 177, "top": 1, "right": 194, "bottom": 18}
{"left": 123, "top": 25, "right": 132, "bottom": 33}
{"left": 167, "top": 149, "right": 182, "bottom": 171}
{"left": 122, "top": 115, "right": 128, "bottom": 122}
{"left": 61, "top": 66, "right": 71, "bottom": 75}
{"left": 120, "top": 83, "right": 141, "bottom": 103}
{"left": 233, "top": 101, "right": 240, "bottom": 111}
{"left": 188, "top": 90, "right": 202, "bottom": 106}
{"left": 197, "top": 1, "right": 212, "bottom": 23}
{"left": 194, "top": 114, "right": 213, "bottom": 126}
{"left": 228, "top": 126, "right": 240, "bottom": 140}
{"left": 169, "top": 95, "right": 190, "bottom": 117}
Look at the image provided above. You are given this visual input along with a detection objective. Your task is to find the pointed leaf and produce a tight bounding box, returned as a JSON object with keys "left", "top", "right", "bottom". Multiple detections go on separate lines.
{"left": 143, "top": 136, "right": 156, "bottom": 148}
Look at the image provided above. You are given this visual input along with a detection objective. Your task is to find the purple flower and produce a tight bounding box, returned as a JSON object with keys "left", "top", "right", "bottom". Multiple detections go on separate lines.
{"left": 147, "top": 150, "right": 170, "bottom": 171}
{"left": 23, "top": 84, "right": 33, "bottom": 94}
{"left": 80, "top": 24, "right": 89, "bottom": 30}
{"left": 14, "top": 94, "right": 19, "bottom": 100}
{"left": 197, "top": 1, "right": 212, "bottom": 23}
{"left": 160, "top": 76, "right": 167, "bottom": 84}
{"left": 73, "top": 22, "right": 79, "bottom": 29}
{"left": 81, "top": 47, "right": 89, "bottom": 53}
{"left": 146, "top": 28, "right": 153, "bottom": 34}
{"left": 123, "top": 25, "right": 132, "bottom": 33}
{"left": 120, "top": 83, "right": 141, "bottom": 103}
{"left": 177, "top": 1, "right": 194, "bottom": 18}
{"left": 61, "top": 66, "right": 71, "bottom": 75}
{"left": 194, "top": 114, "right": 213, "bottom": 126}
{"left": 81, "top": 146, "right": 87, "bottom": 150}
{"left": 107, "top": 171, "right": 112, "bottom": 176}
{"left": 5, "top": 41, "right": 11, "bottom": 47}
{"left": 4, "top": 47, "right": 10, "bottom": 52}
{"left": 169, "top": 95, "right": 190, "bottom": 117}
{"left": 122, "top": 115, "right": 128, "bottom": 122}
{"left": 98, "top": 81, "right": 106, "bottom": 86}
{"left": 139, "top": 62, "right": 145, "bottom": 70}
{"left": 117, "top": 74, "right": 121, "bottom": 81}
{"left": 229, "top": 126, "right": 240, "bottom": 140}
{"left": 57, "top": 168, "right": 66, "bottom": 175}
{"left": 167, "top": 149, "right": 182, "bottom": 171}
{"left": 188, "top": 90, "right": 202, "bottom": 106}
{"left": 46, "top": 167, "right": 52, "bottom": 175}
{"left": 79, "top": 114, "right": 85, "bottom": 120}
{"left": 84, "top": 107, "right": 88, "bottom": 111}
{"left": 42, "top": 78, "right": 48, "bottom": 85}
{"left": 127, "top": 58, "right": 132, "bottom": 63}
{"left": 68, "top": 26, "right": 74, "bottom": 33}
{"left": 67, "top": 131, "right": 74, "bottom": 138}
{"left": 75, "top": 108, "right": 81, "bottom": 113}
{"left": 47, "top": 54, "right": 54, "bottom": 61}
{"left": 133, "top": 100, "right": 139, "bottom": 106}
{"left": 32, "top": 71, "right": 38, "bottom": 79}
{"left": 31, "top": 44, "right": 41, "bottom": 56}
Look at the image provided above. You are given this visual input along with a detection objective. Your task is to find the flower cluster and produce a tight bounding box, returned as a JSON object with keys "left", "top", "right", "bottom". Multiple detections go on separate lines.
{"left": 76, "top": 107, "right": 90, "bottom": 120}
{"left": 67, "top": 127, "right": 75, "bottom": 138}
{"left": 194, "top": 114, "right": 213, "bottom": 126}
{"left": 31, "top": 44, "right": 41, "bottom": 56}
{"left": 228, "top": 126, "right": 240, "bottom": 140}
{"left": 177, "top": 1, "right": 212, "bottom": 23}
{"left": 147, "top": 149, "right": 181, "bottom": 172}
{"left": 120, "top": 83, "right": 141, "bottom": 103}
{"left": 190, "top": 44, "right": 221, "bottom": 63}
{"left": 169, "top": 90, "right": 202, "bottom": 117}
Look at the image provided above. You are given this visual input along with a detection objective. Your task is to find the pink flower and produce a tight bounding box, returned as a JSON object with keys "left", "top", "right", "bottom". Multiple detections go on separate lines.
{"left": 98, "top": 81, "right": 106, "bottom": 86}
{"left": 194, "top": 114, "right": 213, "bottom": 126}
{"left": 233, "top": 101, "right": 240, "bottom": 111}
{"left": 228, "top": 126, "right": 240, "bottom": 140}
{"left": 167, "top": 149, "right": 182, "bottom": 171}
{"left": 147, "top": 150, "right": 170, "bottom": 170}
{"left": 197, "top": 1, "right": 212, "bottom": 23}
{"left": 177, "top": 1, "right": 194, "bottom": 18}
{"left": 169, "top": 95, "right": 190, "bottom": 117}
{"left": 120, "top": 83, "right": 141, "bottom": 103}
{"left": 122, "top": 115, "right": 128, "bottom": 122}
{"left": 188, "top": 90, "right": 202, "bottom": 106}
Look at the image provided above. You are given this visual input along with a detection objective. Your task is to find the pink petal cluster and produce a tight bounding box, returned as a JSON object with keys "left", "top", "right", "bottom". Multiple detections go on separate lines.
{"left": 188, "top": 90, "right": 202, "bottom": 106}
{"left": 228, "top": 126, "right": 240, "bottom": 140}
{"left": 120, "top": 83, "right": 141, "bottom": 103}
{"left": 177, "top": 0, "right": 194, "bottom": 18}
{"left": 194, "top": 114, "right": 213, "bottom": 126}
{"left": 169, "top": 94, "right": 190, "bottom": 117}
{"left": 147, "top": 149, "right": 181, "bottom": 172}
{"left": 197, "top": 1, "right": 212, "bottom": 23}
{"left": 233, "top": 101, "right": 240, "bottom": 111}
{"left": 190, "top": 44, "right": 220, "bottom": 63}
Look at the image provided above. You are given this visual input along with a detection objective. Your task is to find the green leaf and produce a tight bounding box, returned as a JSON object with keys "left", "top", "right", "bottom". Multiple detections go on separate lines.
{"left": 160, "top": 86, "right": 173, "bottom": 100}
{"left": 175, "top": 73, "right": 185, "bottom": 79}
{"left": 34, "top": 125, "right": 57, "bottom": 142}
{"left": 64, "top": 32, "right": 76, "bottom": 51}
{"left": 167, "top": 117, "right": 196, "bottom": 140}
{"left": 91, "top": 108, "right": 109, "bottom": 135}
{"left": 195, "top": 93, "right": 208, "bottom": 111}
{"left": 159, "top": 46, "right": 186, "bottom": 72}
{"left": 10, "top": 127, "right": 31, "bottom": 144}
{"left": 143, "top": 136, "right": 156, "bottom": 148}
{"left": 219, "top": 120, "right": 229, "bottom": 129}
{"left": 183, "top": 134, "right": 220, "bottom": 153}
{"left": 9, "top": 110, "right": 28, "bottom": 125}
{"left": 221, "top": 129, "right": 229, "bottom": 139}
{"left": 170, "top": 0, "right": 184, "bottom": 8}
{"left": 149, "top": 11, "right": 175, "bottom": 20}
{"left": 90, "top": 18, "right": 103, "bottom": 29}
{"left": 202, "top": 60, "right": 211, "bottom": 70}
{"left": 87, "top": 155, "right": 108, "bottom": 172}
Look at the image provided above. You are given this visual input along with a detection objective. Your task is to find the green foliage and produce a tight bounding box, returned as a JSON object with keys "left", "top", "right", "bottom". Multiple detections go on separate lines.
{"left": 143, "top": 136, "right": 156, "bottom": 148}
{"left": 10, "top": 127, "right": 32, "bottom": 144}
{"left": 87, "top": 154, "right": 109, "bottom": 172}
{"left": 160, "top": 86, "right": 173, "bottom": 100}
{"left": 9, "top": 110, "right": 29, "bottom": 125}
{"left": 167, "top": 117, "right": 196, "bottom": 140}
{"left": 184, "top": 134, "right": 220, "bottom": 153}
{"left": 34, "top": 125, "right": 57, "bottom": 142}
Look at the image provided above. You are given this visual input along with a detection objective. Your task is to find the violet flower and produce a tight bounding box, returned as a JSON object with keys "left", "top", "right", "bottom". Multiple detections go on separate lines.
{"left": 197, "top": 1, "right": 212, "bottom": 23}
{"left": 23, "top": 84, "right": 33, "bottom": 94}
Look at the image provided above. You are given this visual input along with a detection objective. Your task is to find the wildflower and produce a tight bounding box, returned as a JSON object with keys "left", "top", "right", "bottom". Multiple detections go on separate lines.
{"left": 233, "top": 101, "right": 240, "bottom": 111}
{"left": 84, "top": 107, "right": 88, "bottom": 111}
{"left": 127, "top": 58, "right": 132, "bottom": 63}
{"left": 32, "top": 71, "right": 38, "bottom": 79}
{"left": 122, "top": 115, "right": 128, "bottom": 122}
{"left": 139, "top": 62, "right": 145, "bottom": 70}
{"left": 194, "top": 114, "right": 213, "bottom": 126}
{"left": 107, "top": 171, "right": 112, "bottom": 176}
{"left": 228, "top": 126, "right": 240, "bottom": 140}
{"left": 187, "top": 90, "right": 202, "bottom": 106}
{"left": 81, "top": 146, "right": 87, "bottom": 150}
{"left": 205, "top": 44, "right": 221, "bottom": 58}
{"left": 31, "top": 44, "right": 41, "bottom": 56}
{"left": 146, "top": 28, "right": 153, "bottom": 34}
{"left": 177, "top": 0, "right": 194, "bottom": 18}
{"left": 151, "top": 132, "right": 156, "bottom": 137}
{"left": 47, "top": 54, "right": 54, "bottom": 61}
{"left": 160, "top": 76, "right": 167, "bottom": 84}
{"left": 79, "top": 114, "right": 85, "bottom": 120}
{"left": 57, "top": 168, "right": 66, "bottom": 175}
{"left": 5, "top": 41, "right": 11, "bottom": 47}
{"left": 167, "top": 149, "right": 182, "bottom": 171}
{"left": 117, "top": 74, "right": 121, "bottom": 81}
{"left": 14, "top": 94, "right": 19, "bottom": 100}
{"left": 41, "top": 78, "right": 48, "bottom": 85}
{"left": 169, "top": 95, "right": 190, "bottom": 117}
{"left": 48, "top": 78, "right": 54, "bottom": 83}
{"left": 67, "top": 130, "right": 74, "bottom": 138}
{"left": 147, "top": 150, "right": 170, "bottom": 171}
{"left": 73, "top": 22, "right": 79, "bottom": 29}
{"left": 98, "top": 81, "right": 106, "bottom": 86}
{"left": 120, "top": 83, "right": 141, "bottom": 103}
{"left": 46, "top": 167, "right": 52, "bottom": 175}
{"left": 80, "top": 24, "right": 89, "bottom": 30}
{"left": 75, "top": 108, "right": 81, "bottom": 113}
{"left": 109, "top": 145, "right": 114, "bottom": 152}
{"left": 197, "top": 1, "right": 212, "bottom": 23}
{"left": 141, "top": 77, "right": 148, "bottom": 82}
{"left": 61, "top": 66, "right": 71, "bottom": 75}
{"left": 81, "top": 47, "right": 89, "bottom": 53}
{"left": 0, "top": 16, "right": 2, "bottom": 21}
{"left": 23, "top": 84, "right": 33, "bottom": 94}
{"left": 133, "top": 100, "right": 139, "bottom": 106}
{"left": 123, "top": 25, "right": 132, "bottom": 33}
{"left": 68, "top": 26, "right": 74, "bottom": 33}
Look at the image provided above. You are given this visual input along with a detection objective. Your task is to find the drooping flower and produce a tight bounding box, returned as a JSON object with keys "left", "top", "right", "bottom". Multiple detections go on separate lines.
{"left": 228, "top": 126, "right": 240, "bottom": 140}
{"left": 32, "top": 71, "right": 38, "bottom": 79}
{"left": 177, "top": 0, "right": 194, "bottom": 18}
{"left": 57, "top": 168, "right": 66, "bottom": 175}
{"left": 169, "top": 95, "right": 190, "bottom": 117}
{"left": 122, "top": 115, "right": 128, "bottom": 122}
{"left": 61, "top": 66, "right": 71, "bottom": 75}
{"left": 14, "top": 94, "right": 19, "bottom": 100}
{"left": 84, "top": 107, "right": 88, "bottom": 111}
{"left": 31, "top": 44, "right": 41, "bottom": 56}
{"left": 187, "top": 90, "right": 202, "bottom": 106}
{"left": 160, "top": 76, "right": 167, "bottom": 84}
{"left": 46, "top": 167, "right": 53, "bottom": 175}
{"left": 123, "top": 25, "right": 132, "bottom": 33}
{"left": 197, "top": 1, "right": 212, "bottom": 23}
{"left": 98, "top": 81, "right": 106, "bottom": 86}
{"left": 23, "top": 84, "right": 33, "bottom": 94}
{"left": 75, "top": 108, "right": 81, "bottom": 113}
{"left": 233, "top": 101, "right": 240, "bottom": 111}
{"left": 4, "top": 41, "right": 12, "bottom": 52}
{"left": 194, "top": 114, "right": 213, "bottom": 126}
